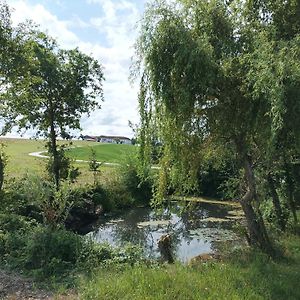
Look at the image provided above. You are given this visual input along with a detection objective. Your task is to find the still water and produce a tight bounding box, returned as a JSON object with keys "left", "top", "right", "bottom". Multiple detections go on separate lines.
{"left": 87, "top": 201, "right": 243, "bottom": 262}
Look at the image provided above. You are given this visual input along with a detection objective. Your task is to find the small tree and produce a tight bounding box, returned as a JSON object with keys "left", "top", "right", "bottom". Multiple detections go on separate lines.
{"left": 46, "top": 144, "right": 80, "bottom": 184}
{"left": 5, "top": 32, "right": 104, "bottom": 189}
{"left": 89, "top": 148, "right": 101, "bottom": 186}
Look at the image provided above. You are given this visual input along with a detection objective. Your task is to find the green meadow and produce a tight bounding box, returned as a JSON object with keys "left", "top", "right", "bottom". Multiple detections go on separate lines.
{"left": 0, "top": 138, "right": 135, "bottom": 183}
{"left": 66, "top": 143, "right": 137, "bottom": 163}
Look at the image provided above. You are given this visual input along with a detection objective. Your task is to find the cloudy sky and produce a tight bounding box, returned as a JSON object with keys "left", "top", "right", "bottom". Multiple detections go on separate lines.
{"left": 8, "top": 0, "right": 148, "bottom": 138}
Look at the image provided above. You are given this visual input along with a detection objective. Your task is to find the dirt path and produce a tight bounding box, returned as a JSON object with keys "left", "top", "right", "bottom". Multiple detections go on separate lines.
{"left": 0, "top": 270, "right": 77, "bottom": 300}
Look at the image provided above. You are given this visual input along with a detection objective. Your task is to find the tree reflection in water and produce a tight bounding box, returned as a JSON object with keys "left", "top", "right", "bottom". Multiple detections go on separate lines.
{"left": 88, "top": 201, "right": 243, "bottom": 262}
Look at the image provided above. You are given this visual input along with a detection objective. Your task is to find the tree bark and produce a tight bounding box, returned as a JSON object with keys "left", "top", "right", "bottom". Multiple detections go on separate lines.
{"left": 267, "top": 173, "right": 286, "bottom": 231}
{"left": 284, "top": 158, "right": 298, "bottom": 223}
{"left": 236, "top": 141, "right": 274, "bottom": 256}
{"left": 48, "top": 100, "right": 60, "bottom": 190}
{"left": 50, "top": 121, "right": 59, "bottom": 190}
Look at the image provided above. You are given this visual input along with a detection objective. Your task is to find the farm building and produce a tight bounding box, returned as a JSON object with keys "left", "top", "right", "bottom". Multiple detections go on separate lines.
{"left": 82, "top": 135, "right": 131, "bottom": 144}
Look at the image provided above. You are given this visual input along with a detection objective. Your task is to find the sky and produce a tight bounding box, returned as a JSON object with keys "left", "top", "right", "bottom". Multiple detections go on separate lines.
{"left": 7, "top": 0, "right": 148, "bottom": 138}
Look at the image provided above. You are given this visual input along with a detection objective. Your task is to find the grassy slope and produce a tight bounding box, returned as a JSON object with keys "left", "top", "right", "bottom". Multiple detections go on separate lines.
{"left": 80, "top": 235, "right": 300, "bottom": 300}
{"left": 1, "top": 138, "right": 46, "bottom": 178}
{"left": 0, "top": 138, "right": 121, "bottom": 184}
{"left": 66, "top": 143, "right": 136, "bottom": 163}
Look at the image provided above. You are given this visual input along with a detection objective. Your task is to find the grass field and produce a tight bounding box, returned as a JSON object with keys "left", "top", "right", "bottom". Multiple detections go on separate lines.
{"left": 66, "top": 143, "right": 136, "bottom": 163}
{"left": 0, "top": 138, "right": 135, "bottom": 183}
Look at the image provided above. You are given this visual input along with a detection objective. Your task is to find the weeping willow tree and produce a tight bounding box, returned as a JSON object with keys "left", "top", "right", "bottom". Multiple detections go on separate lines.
{"left": 133, "top": 0, "right": 300, "bottom": 256}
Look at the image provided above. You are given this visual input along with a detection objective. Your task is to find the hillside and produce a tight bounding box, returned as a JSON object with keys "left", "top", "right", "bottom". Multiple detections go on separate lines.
{"left": 66, "top": 143, "right": 137, "bottom": 163}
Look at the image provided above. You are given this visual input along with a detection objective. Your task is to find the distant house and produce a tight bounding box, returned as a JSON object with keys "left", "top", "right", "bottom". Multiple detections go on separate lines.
{"left": 81, "top": 135, "right": 98, "bottom": 142}
{"left": 82, "top": 135, "right": 131, "bottom": 144}
{"left": 98, "top": 135, "right": 132, "bottom": 144}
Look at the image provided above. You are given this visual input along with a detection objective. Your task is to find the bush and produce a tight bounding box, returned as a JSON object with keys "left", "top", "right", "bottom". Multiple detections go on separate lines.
{"left": 101, "top": 155, "right": 154, "bottom": 209}
{"left": 119, "top": 155, "right": 153, "bottom": 205}
{"left": 1, "top": 175, "right": 52, "bottom": 221}
{"left": 68, "top": 184, "right": 113, "bottom": 212}
{"left": 1, "top": 223, "right": 82, "bottom": 279}
{"left": 0, "top": 213, "right": 39, "bottom": 237}
{"left": 78, "top": 240, "right": 144, "bottom": 272}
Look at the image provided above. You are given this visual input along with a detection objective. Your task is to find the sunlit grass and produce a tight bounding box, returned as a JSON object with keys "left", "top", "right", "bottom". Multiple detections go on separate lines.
{"left": 0, "top": 138, "right": 127, "bottom": 184}
{"left": 80, "top": 235, "right": 300, "bottom": 300}
{"left": 66, "top": 143, "right": 136, "bottom": 163}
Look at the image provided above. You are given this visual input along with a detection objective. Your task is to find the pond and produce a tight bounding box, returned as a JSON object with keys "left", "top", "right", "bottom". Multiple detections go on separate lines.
{"left": 87, "top": 200, "right": 244, "bottom": 262}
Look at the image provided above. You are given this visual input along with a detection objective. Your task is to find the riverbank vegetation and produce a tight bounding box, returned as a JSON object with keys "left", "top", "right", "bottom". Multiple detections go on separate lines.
{"left": 0, "top": 0, "right": 300, "bottom": 299}
{"left": 134, "top": 0, "right": 300, "bottom": 256}
{"left": 80, "top": 233, "right": 300, "bottom": 300}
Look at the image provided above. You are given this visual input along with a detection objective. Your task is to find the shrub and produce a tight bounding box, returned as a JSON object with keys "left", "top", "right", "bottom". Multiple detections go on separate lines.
{"left": 1, "top": 175, "right": 51, "bottom": 220}
{"left": 46, "top": 144, "right": 80, "bottom": 184}
{"left": 1, "top": 223, "right": 83, "bottom": 279}
{"left": 101, "top": 155, "right": 154, "bottom": 209}
{"left": 119, "top": 155, "right": 153, "bottom": 205}
{"left": 78, "top": 239, "right": 144, "bottom": 272}
{"left": 68, "top": 184, "right": 112, "bottom": 212}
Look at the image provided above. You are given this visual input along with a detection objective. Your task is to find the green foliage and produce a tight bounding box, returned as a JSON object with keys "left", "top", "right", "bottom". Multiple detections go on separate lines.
{"left": 4, "top": 32, "right": 104, "bottom": 136}
{"left": 79, "top": 234, "right": 300, "bottom": 300}
{"left": 2, "top": 175, "right": 73, "bottom": 226}
{"left": 67, "top": 184, "right": 112, "bottom": 213}
{"left": 133, "top": 0, "right": 300, "bottom": 254}
{"left": 1, "top": 7, "right": 104, "bottom": 188}
{"left": 46, "top": 144, "right": 80, "bottom": 184}
{"left": 0, "top": 212, "right": 144, "bottom": 282}
{"left": 0, "top": 213, "right": 37, "bottom": 234}
{"left": 119, "top": 155, "right": 153, "bottom": 205}
{"left": 1, "top": 175, "right": 49, "bottom": 221}
{"left": 40, "top": 183, "right": 73, "bottom": 227}
{"left": 88, "top": 147, "right": 101, "bottom": 185}
{"left": 78, "top": 241, "right": 143, "bottom": 272}
{"left": 0, "top": 223, "right": 82, "bottom": 279}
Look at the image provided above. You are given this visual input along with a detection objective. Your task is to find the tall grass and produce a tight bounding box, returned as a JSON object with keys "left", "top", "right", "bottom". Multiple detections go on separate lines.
{"left": 80, "top": 235, "right": 300, "bottom": 300}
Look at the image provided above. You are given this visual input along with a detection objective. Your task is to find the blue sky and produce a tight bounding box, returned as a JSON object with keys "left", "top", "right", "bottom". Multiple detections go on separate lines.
{"left": 8, "top": 0, "right": 148, "bottom": 138}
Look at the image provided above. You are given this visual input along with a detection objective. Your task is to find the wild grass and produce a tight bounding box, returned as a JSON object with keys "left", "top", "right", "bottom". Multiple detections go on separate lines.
{"left": 80, "top": 235, "right": 300, "bottom": 300}
{"left": 0, "top": 138, "right": 134, "bottom": 185}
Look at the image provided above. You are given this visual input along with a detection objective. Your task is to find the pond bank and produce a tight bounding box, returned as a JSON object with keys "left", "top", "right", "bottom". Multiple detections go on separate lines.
{"left": 79, "top": 234, "right": 300, "bottom": 300}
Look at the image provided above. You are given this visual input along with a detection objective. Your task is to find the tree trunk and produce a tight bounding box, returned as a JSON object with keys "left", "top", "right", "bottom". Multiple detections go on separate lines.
{"left": 50, "top": 123, "right": 59, "bottom": 190}
{"left": 267, "top": 173, "right": 286, "bottom": 231}
{"left": 48, "top": 102, "right": 60, "bottom": 190}
{"left": 0, "top": 154, "right": 4, "bottom": 192}
{"left": 240, "top": 155, "right": 274, "bottom": 256}
{"left": 284, "top": 159, "right": 298, "bottom": 223}
{"left": 235, "top": 141, "right": 274, "bottom": 256}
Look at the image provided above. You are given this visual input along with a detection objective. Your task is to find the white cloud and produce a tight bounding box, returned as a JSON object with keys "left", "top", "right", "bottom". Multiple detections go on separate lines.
{"left": 10, "top": 1, "right": 80, "bottom": 49}
{"left": 8, "top": 0, "right": 143, "bottom": 138}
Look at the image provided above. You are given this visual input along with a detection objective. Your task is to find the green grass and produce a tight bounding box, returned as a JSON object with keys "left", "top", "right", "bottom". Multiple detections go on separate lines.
{"left": 66, "top": 143, "right": 136, "bottom": 163}
{"left": 1, "top": 138, "right": 46, "bottom": 178}
{"left": 0, "top": 138, "right": 123, "bottom": 184}
{"left": 80, "top": 235, "right": 300, "bottom": 300}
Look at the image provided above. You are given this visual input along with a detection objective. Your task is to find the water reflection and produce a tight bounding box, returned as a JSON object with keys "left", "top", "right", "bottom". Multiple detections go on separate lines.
{"left": 88, "top": 201, "right": 242, "bottom": 262}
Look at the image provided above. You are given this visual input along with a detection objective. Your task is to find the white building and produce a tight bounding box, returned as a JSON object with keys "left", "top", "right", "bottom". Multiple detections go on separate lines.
{"left": 98, "top": 135, "right": 132, "bottom": 144}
